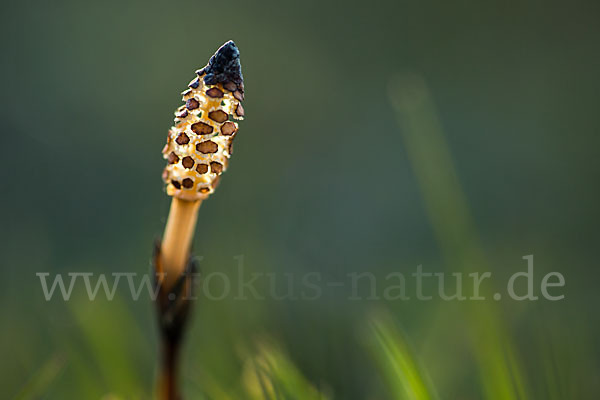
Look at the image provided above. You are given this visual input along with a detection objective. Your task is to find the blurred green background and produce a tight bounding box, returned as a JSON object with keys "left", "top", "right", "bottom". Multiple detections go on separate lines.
{"left": 2, "top": 0, "right": 599, "bottom": 398}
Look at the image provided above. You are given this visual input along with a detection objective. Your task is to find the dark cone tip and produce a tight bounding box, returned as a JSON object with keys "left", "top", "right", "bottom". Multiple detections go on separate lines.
{"left": 202, "top": 40, "right": 244, "bottom": 89}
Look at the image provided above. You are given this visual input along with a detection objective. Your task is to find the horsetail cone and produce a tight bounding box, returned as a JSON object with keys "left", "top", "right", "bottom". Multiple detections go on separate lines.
{"left": 162, "top": 40, "right": 245, "bottom": 201}
{"left": 160, "top": 40, "right": 245, "bottom": 292}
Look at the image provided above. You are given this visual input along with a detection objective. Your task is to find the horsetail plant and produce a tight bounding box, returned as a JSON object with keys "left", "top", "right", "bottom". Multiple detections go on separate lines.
{"left": 153, "top": 40, "right": 245, "bottom": 400}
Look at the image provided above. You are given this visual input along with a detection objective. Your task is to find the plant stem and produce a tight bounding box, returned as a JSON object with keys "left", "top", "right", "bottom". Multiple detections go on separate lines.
{"left": 159, "top": 338, "right": 180, "bottom": 400}
{"left": 156, "top": 197, "right": 201, "bottom": 400}
{"left": 162, "top": 198, "right": 201, "bottom": 291}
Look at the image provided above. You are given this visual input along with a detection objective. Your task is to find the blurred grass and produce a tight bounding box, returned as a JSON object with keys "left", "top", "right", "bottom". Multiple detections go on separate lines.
{"left": 67, "top": 295, "right": 150, "bottom": 399}
{"left": 13, "top": 355, "right": 65, "bottom": 400}
{"left": 242, "top": 341, "right": 331, "bottom": 400}
{"left": 368, "top": 312, "right": 437, "bottom": 400}
{"left": 389, "top": 73, "right": 530, "bottom": 400}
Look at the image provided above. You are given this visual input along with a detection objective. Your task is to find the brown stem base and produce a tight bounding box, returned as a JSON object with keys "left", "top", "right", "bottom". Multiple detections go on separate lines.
{"left": 153, "top": 241, "right": 198, "bottom": 400}
{"left": 159, "top": 337, "right": 180, "bottom": 400}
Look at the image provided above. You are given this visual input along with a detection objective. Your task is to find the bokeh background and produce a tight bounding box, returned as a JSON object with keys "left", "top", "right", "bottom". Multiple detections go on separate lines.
{"left": 2, "top": 0, "right": 599, "bottom": 398}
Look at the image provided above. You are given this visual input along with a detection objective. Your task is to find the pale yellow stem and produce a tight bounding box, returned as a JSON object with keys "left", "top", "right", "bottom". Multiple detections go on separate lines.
{"left": 161, "top": 197, "right": 201, "bottom": 291}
